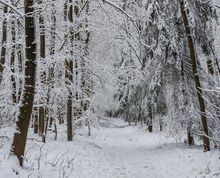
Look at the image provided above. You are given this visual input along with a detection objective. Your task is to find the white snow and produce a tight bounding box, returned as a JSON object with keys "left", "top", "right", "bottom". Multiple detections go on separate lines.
{"left": 0, "top": 117, "right": 220, "bottom": 178}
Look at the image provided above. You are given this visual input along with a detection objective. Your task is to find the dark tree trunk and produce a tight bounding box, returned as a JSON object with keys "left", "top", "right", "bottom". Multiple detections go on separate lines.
{"left": 16, "top": 20, "right": 24, "bottom": 103}
{"left": 178, "top": 0, "right": 210, "bottom": 151}
{"left": 39, "top": 106, "right": 45, "bottom": 136}
{"left": 67, "top": 94, "right": 73, "bottom": 141}
{"left": 148, "top": 104, "right": 153, "bottom": 133}
{"left": 187, "top": 130, "right": 194, "bottom": 145}
{"left": 10, "top": 14, "right": 17, "bottom": 104}
{"left": 38, "top": 8, "right": 45, "bottom": 136}
{"left": 73, "top": 0, "right": 80, "bottom": 119}
{"left": 39, "top": 15, "right": 45, "bottom": 59}
{"left": 34, "top": 112, "right": 38, "bottom": 134}
{"left": 10, "top": 0, "right": 37, "bottom": 166}
{"left": 159, "top": 123, "right": 163, "bottom": 132}
{"left": 0, "top": 5, "right": 8, "bottom": 83}
{"left": 66, "top": 0, "right": 73, "bottom": 141}
{"left": 207, "top": 59, "right": 214, "bottom": 75}
{"left": 50, "top": 0, "right": 56, "bottom": 57}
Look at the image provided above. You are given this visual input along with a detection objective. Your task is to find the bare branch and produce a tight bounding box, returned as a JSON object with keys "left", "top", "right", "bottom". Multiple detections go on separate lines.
{"left": 215, "top": 4, "right": 220, "bottom": 9}
{"left": 0, "top": 0, "right": 23, "bottom": 18}
{"left": 99, "top": 0, "right": 140, "bottom": 33}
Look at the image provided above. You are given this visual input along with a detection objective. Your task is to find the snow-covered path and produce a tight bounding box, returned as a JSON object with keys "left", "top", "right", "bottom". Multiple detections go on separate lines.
{"left": 91, "top": 118, "right": 219, "bottom": 178}
{"left": 0, "top": 117, "right": 219, "bottom": 178}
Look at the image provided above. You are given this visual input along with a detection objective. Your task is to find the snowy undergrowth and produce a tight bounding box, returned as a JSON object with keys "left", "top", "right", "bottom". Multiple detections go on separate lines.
{"left": 0, "top": 117, "right": 220, "bottom": 178}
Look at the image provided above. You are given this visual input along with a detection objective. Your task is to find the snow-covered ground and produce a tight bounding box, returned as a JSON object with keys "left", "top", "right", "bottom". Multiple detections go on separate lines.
{"left": 0, "top": 117, "right": 220, "bottom": 178}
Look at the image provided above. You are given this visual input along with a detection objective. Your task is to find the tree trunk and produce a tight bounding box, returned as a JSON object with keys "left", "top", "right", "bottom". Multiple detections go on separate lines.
{"left": 50, "top": 0, "right": 56, "bottom": 57}
{"left": 81, "top": 0, "right": 91, "bottom": 114}
{"left": 34, "top": 111, "right": 38, "bottom": 134}
{"left": 67, "top": 94, "right": 73, "bottom": 141}
{"left": 148, "top": 103, "right": 153, "bottom": 133}
{"left": 178, "top": 0, "right": 210, "bottom": 151}
{"left": 39, "top": 106, "right": 45, "bottom": 136}
{"left": 10, "top": 0, "right": 37, "bottom": 166}
{"left": 66, "top": 0, "right": 73, "bottom": 141}
{"left": 187, "top": 130, "right": 194, "bottom": 145}
{"left": 47, "top": 0, "right": 56, "bottom": 129}
{"left": 0, "top": 5, "right": 8, "bottom": 83}
{"left": 38, "top": 4, "right": 45, "bottom": 136}
{"left": 181, "top": 53, "right": 194, "bottom": 145}
{"left": 73, "top": 0, "right": 80, "bottom": 119}
{"left": 10, "top": 11, "right": 17, "bottom": 104}
{"left": 16, "top": 20, "right": 24, "bottom": 103}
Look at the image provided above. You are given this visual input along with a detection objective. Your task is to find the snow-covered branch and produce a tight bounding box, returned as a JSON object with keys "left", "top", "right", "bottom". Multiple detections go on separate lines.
{"left": 0, "top": 0, "right": 23, "bottom": 18}
{"left": 99, "top": 0, "right": 140, "bottom": 32}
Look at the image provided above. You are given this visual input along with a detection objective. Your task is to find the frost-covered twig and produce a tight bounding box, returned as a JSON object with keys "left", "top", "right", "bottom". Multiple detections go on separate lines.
{"left": 215, "top": 4, "right": 220, "bottom": 10}
{"left": 99, "top": 0, "right": 140, "bottom": 33}
{"left": 0, "top": 0, "right": 23, "bottom": 18}
{"left": 193, "top": 131, "right": 220, "bottom": 144}
{"left": 101, "top": 0, "right": 135, "bottom": 21}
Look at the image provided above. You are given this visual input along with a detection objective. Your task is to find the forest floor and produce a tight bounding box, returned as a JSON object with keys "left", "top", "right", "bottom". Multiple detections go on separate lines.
{"left": 0, "top": 117, "right": 220, "bottom": 178}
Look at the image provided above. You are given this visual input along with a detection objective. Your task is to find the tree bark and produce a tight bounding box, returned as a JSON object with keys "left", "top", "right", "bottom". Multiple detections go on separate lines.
{"left": 39, "top": 106, "right": 45, "bottom": 136}
{"left": 10, "top": 0, "right": 37, "bottom": 166}
{"left": 178, "top": 0, "right": 210, "bottom": 151}
{"left": 10, "top": 10, "right": 17, "bottom": 104}
{"left": 34, "top": 111, "right": 38, "bottom": 134}
{"left": 16, "top": 20, "right": 24, "bottom": 103}
{"left": 148, "top": 103, "right": 153, "bottom": 133}
{"left": 38, "top": 3, "right": 45, "bottom": 136}
{"left": 0, "top": 5, "right": 8, "bottom": 83}
{"left": 66, "top": 0, "right": 73, "bottom": 141}
{"left": 81, "top": 0, "right": 91, "bottom": 114}
{"left": 73, "top": 0, "right": 80, "bottom": 119}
